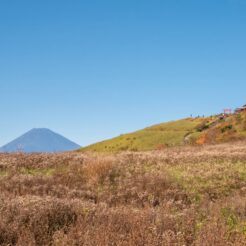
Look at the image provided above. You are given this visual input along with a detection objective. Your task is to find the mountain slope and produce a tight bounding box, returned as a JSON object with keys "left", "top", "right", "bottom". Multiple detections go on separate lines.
{"left": 0, "top": 128, "right": 80, "bottom": 153}
{"left": 193, "top": 112, "right": 246, "bottom": 144}
{"left": 80, "top": 118, "right": 205, "bottom": 152}
{"left": 80, "top": 112, "right": 246, "bottom": 152}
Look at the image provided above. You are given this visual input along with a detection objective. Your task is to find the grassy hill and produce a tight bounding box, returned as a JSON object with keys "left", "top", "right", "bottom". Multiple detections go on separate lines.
{"left": 198, "top": 111, "right": 246, "bottom": 143}
{"left": 80, "top": 111, "right": 246, "bottom": 152}
{"left": 80, "top": 118, "right": 205, "bottom": 152}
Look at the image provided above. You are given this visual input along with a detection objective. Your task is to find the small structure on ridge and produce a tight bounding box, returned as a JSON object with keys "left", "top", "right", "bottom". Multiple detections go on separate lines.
{"left": 235, "top": 104, "right": 246, "bottom": 113}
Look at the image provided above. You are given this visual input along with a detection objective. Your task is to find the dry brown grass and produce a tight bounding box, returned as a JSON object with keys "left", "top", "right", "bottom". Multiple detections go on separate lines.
{"left": 0, "top": 142, "right": 246, "bottom": 245}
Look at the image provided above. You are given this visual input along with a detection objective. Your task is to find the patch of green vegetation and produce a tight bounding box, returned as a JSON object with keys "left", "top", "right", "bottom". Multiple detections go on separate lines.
{"left": 20, "top": 167, "right": 55, "bottom": 176}
{"left": 221, "top": 124, "right": 233, "bottom": 133}
{"left": 163, "top": 161, "right": 246, "bottom": 200}
{"left": 80, "top": 118, "right": 205, "bottom": 152}
{"left": 221, "top": 207, "right": 246, "bottom": 235}
{"left": 146, "top": 118, "right": 203, "bottom": 132}
{"left": 221, "top": 208, "right": 239, "bottom": 231}
{"left": 195, "top": 123, "right": 209, "bottom": 132}
{"left": 231, "top": 162, "right": 246, "bottom": 181}
{"left": 0, "top": 170, "right": 8, "bottom": 177}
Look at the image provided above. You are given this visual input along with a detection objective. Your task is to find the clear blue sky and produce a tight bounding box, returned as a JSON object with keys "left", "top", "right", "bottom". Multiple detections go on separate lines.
{"left": 0, "top": 0, "right": 246, "bottom": 146}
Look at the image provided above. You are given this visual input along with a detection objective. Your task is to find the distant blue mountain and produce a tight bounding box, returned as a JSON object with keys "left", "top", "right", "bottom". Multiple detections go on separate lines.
{"left": 0, "top": 128, "right": 80, "bottom": 153}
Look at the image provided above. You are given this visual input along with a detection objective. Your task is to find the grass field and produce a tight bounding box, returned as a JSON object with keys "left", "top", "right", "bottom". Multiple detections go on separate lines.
{"left": 1, "top": 142, "right": 246, "bottom": 245}
{"left": 80, "top": 112, "right": 246, "bottom": 152}
{"left": 80, "top": 118, "right": 205, "bottom": 152}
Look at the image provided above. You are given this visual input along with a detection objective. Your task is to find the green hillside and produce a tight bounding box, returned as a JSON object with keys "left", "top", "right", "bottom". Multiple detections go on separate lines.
{"left": 80, "top": 111, "right": 246, "bottom": 152}
{"left": 80, "top": 118, "right": 205, "bottom": 152}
